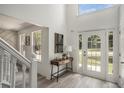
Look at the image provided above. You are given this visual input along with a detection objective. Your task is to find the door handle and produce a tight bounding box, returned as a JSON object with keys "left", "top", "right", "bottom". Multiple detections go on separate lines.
{"left": 83, "top": 51, "right": 86, "bottom": 56}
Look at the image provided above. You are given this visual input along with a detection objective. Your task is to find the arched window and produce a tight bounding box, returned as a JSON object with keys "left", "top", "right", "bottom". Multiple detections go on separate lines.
{"left": 79, "top": 4, "right": 113, "bottom": 15}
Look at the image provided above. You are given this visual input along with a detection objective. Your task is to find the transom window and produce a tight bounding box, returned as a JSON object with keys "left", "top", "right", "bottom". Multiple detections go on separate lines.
{"left": 79, "top": 4, "right": 113, "bottom": 15}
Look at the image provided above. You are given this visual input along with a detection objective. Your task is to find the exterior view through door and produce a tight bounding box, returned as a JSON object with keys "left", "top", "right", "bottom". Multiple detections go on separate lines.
{"left": 79, "top": 30, "right": 119, "bottom": 82}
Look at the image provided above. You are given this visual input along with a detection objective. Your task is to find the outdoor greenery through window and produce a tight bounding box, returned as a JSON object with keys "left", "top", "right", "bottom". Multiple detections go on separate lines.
{"left": 79, "top": 4, "right": 113, "bottom": 15}
{"left": 79, "top": 34, "right": 83, "bottom": 66}
{"left": 33, "top": 31, "right": 42, "bottom": 62}
{"left": 108, "top": 32, "right": 113, "bottom": 74}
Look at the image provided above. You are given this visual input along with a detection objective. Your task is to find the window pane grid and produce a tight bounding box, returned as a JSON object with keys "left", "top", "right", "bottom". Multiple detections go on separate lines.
{"left": 87, "top": 35, "right": 101, "bottom": 72}
{"left": 108, "top": 32, "right": 113, "bottom": 74}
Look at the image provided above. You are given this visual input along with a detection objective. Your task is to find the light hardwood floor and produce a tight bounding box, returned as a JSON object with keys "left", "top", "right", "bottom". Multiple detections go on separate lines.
{"left": 16, "top": 71, "right": 119, "bottom": 88}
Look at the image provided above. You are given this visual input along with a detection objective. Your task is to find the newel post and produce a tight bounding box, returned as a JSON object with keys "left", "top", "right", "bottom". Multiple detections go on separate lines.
{"left": 30, "top": 58, "right": 37, "bottom": 88}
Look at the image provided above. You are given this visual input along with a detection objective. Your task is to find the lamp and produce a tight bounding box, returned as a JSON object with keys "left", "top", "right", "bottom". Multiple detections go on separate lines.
{"left": 66, "top": 46, "right": 72, "bottom": 57}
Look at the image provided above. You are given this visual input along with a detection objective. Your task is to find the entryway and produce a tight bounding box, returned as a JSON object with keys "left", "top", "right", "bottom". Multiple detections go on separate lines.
{"left": 78, "top": 29, "right": 119, "bottom": 82}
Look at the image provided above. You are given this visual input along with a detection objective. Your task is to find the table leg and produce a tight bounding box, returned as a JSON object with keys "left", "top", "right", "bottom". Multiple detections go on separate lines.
{"left": 51, "top": 65, "right": 53, "bottom": 80}
{"left": 57, "top": 65, "right": 59, "bottom": 82}
{"left": 71, "top": 61, "right": 73, "bottom": 71}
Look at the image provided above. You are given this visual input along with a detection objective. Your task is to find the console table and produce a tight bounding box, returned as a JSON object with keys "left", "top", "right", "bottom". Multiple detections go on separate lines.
{"left": 50, "top": 57, "right": 73, "bottom": 82}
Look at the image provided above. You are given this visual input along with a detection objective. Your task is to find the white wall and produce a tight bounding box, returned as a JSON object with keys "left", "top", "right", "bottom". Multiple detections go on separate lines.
{"left": 18, "top": 26, "right": 49, "bottom": 77}
{"left": 0, "top": 4, "right": 67, "bottom": 79}
{"left": 66, "top": 5, "right": 120, "bottom": 72}
{"left": 119, "top": 5, "right": 124, "bottom": 87}
{"left": 66, "top": 5, "right": 119, "bottom": 31}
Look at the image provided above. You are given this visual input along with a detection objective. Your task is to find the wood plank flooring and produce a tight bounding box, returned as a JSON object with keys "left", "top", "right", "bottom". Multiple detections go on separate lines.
{"left": 16, "top": 72, "right": 119, "bottom": 88}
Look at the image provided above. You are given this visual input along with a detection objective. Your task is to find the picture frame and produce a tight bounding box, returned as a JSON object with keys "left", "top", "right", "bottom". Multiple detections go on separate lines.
{"left": 55, "top": 33, "right": 64, "bottom": 53}
{"left": 25, "top": 36, "right": 30, "bottom": 46}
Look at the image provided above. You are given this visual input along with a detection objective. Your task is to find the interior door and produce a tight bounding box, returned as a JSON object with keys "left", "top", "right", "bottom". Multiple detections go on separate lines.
{"left": 82, "top": 31, "right": 106, "bottom": 80}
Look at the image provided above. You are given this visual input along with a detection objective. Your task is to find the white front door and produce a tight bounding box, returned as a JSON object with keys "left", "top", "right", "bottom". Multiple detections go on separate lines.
{"left": 79, "top": 30, "right": 119, "bottom": 82}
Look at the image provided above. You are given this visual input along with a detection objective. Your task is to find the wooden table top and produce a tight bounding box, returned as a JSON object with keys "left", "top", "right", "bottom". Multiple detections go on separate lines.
{"left": 51, "top": 57, "right": 73, "bottom": 66}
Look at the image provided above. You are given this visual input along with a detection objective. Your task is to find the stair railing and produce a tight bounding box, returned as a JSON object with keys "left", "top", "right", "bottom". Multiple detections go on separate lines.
{"left": 0, "top": 37, "right": 37, "bottom": 88}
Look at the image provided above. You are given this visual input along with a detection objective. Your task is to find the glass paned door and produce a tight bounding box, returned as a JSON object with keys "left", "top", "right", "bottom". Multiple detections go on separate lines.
{"left": 87, "top": 35, "right": 101, "bottom": 72}
{"left": 82, "top": 31, "right": 105, "bottom": 79}
{"left": 81, "top": 30, "right": 119, "bottom": 82}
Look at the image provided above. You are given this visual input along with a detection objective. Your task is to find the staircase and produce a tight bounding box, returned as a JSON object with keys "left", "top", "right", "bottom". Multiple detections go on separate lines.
{"left": 0, "top": 37, "right": 37, "bottom": 88}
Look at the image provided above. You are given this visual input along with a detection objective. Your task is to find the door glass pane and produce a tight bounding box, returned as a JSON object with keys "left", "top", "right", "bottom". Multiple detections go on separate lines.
{"left": 108, "top": 32, "right": 113, "bottom": 74}
{"left": 79, "top": 34, "right": 83, "bottom": 67}
{"left": 87, "top": 35, "right": 101, "bottom": 72}
{"left": 32, "top": 31, "right": 42, "bottom": 62}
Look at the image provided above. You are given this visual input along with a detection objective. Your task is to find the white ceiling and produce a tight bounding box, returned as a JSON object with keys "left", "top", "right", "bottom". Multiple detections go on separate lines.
{"left": 0, "top": 14, "right": 38, "bottom": 31}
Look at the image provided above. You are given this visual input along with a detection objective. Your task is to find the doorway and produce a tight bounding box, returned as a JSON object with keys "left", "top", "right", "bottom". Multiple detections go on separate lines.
{"left": 19, "top": 30, "right": 42, "bottom": 62}
{"left": 78, "top": 30, "right": 119, "bottom": 82}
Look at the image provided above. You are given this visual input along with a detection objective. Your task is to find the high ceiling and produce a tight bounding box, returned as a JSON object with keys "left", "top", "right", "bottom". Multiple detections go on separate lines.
{"left": 0, "top": 14, "right": 39, "bottom": 31}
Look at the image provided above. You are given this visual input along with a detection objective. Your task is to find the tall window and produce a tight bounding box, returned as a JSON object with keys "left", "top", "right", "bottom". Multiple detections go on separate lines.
{"left": 108, "top": 32, "right": 113, "bottom": 74}
{"left": 79, "top": 34, "right": 83, "bottom": 66}
{"left": 79, "top": 4, "right": 113, "bottom": 15}
{"left": 32, "top": 30, "right": 42, "bottom": 62}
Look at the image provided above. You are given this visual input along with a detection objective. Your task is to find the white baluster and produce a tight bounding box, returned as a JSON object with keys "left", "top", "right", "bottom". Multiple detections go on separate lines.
{"left": 3, "top": 53, "right": 7, "bottom": 81}
{"left": 29, "top": 58, "right": 37, "bottom": 88}
{"left": 7, "top": 55, "right": 11, "bottom": 83}
{"left": 0, "top": 48, "right": 4, "bottom": 86}
{"left": 5, "top": 54, "right": 8, "bottom": 81}
{"left": 10, "top": 56, "right": 17, "bottom": 88}
{"left": 22, "top": 64, "right": 26, "bottom": 88}
{"left": 3, "top": 51, "right": 10, "bottom": 82}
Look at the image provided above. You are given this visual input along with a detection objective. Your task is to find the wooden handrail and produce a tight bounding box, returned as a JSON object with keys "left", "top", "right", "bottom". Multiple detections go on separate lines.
{"left": 0, "top": 37, "right": 31, "bottom": 67}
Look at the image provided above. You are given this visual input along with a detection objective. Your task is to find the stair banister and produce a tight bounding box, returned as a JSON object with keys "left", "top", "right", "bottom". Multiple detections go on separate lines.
{"left": 0, "top": 37, "right": 37, "bottom": 88}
